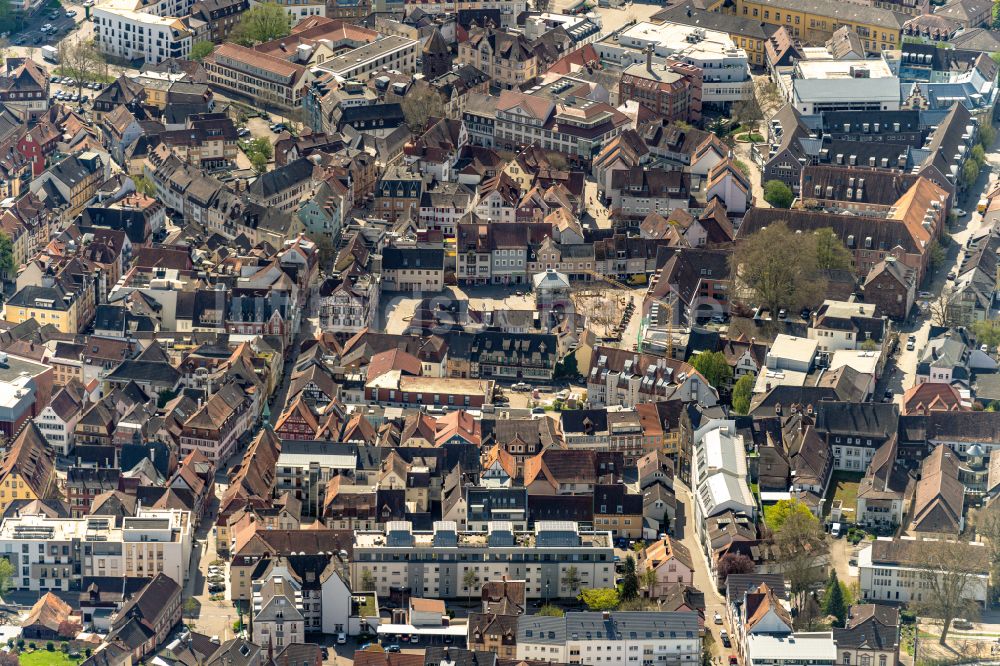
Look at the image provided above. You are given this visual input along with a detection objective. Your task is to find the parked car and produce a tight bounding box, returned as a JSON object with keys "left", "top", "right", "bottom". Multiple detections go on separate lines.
{"left": 66, "top": 9, "right": 76, "bottom": 17}
{"left": 511, "top": 382, "right": 530, "bottom": 392}
{"left": 720, "top": 630, "right": 730, "bottom": 647}
{"left": 953, "top": 208, "right": 967, "bottom": 218}
{"left": 237, "top": 127, "right": 250, "bottom": 137}
{"left": 918, "top": 291, "right": 932, "bottom": 299}
{"left": 336, "top": 633, "right": 346, "bottom": 645}
{"left": 714, "top": 612, "right": 722, "bottom": 625}
{"left": 385, "top": 646, "right": 401, "bottom": 653}
{"left": 954, "top": 619, "right": 973, "bottom": 630}
{"left": 208, "top": 583, "right": 225, "bottom": 593}
{"left": 906, "top": 340, "right": 915, "bottom": 351}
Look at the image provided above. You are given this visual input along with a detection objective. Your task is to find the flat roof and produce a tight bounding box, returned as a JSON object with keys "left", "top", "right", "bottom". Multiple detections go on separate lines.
{"left": 377, "top": 624, "right": 467, "bottom": 636}
{"left": 747, "top": 632, "right": 837, "bottom": 660}
{"left": 617, "top": 21, "right": 745, "bottom": 60}
{"left": 796, "top": 58, "right": 895, "bottom": 80}
{"left": 829, "top": 349, "right": 881, "bottom": 376}
{"left": 770, "top": 334, "right": 819, "bottom": 363}
{"left": 319, "top": 35, "right": 417, "bottom": 76}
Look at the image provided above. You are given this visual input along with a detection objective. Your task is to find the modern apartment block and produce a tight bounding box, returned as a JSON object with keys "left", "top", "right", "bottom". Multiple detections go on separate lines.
{"left": 517, "top": 612, "right": 702, "bottom": 664}
{"left": 0, "top": 509, "right": 193, "bottom": 592}
{"left": 351, "top": 521, "right": 615, "bottom": 599}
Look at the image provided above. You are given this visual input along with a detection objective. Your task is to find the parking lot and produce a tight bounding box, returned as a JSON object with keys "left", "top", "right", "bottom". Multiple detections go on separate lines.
{"left": 48, "top": 73, "right": 106, "bottom": 108}
{"left": 9, "top": 2, "right": 84, "bottom": 48}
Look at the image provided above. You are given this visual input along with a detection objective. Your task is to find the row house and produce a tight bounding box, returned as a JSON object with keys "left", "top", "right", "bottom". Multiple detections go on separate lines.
{"left": 179, "top": 381, "right": 255, "bottom": 464}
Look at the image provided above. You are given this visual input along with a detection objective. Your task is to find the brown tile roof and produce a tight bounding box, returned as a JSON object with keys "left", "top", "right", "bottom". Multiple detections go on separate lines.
{"left": 744, "top": 583, "right": 793, "bottom": 633}
{"left": 909, "top": 444, "right": 964, "bottom": 534}
{"left": 210, "top": 43, "right": 306, "bottom": 79}
{"left": 902, "top": 382, "right": 966, "bottom": 415}
{"left": 0, "top": 422, "right": 55, "bottom": 500}
{"left": 24, "top": 592, "right": 73, "bottom": 633}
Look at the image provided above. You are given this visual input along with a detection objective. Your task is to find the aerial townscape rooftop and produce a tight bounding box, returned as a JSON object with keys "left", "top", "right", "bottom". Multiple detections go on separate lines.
{"left": 0, "top": 0, "right": 999, "bottom": 662}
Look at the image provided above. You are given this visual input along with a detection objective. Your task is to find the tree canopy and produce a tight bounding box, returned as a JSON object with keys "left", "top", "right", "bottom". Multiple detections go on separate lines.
{"left": 401, "top": 85, "right": 445, "bottom": 132}
{"left": 814, "top": 227, "right": 853, "bottom": 271}
{"left": 232, "top": 2, "right": 291, "bottom": 46}
{"left": 731, "top": 374, "right": 754, "bottom": 415}
{"left": 580, "top": 588, "right": 619, "bottom": 611}
{"left": 0, "top": 233, "right": 15, "bottom": 279}
{"left": 763, "top": 180, "right": 794, "bottom": 208}
{"left": 190, "top": 41, "right": 214, "bottom": 61}
{"left": 767, "top": 499, "right": 815, "bottom": 531}
{"left": 730, "top": 220, "right": 826, "bottom": 318}
{"left": 690, "top": 351, "right": 732, "bottom": 389}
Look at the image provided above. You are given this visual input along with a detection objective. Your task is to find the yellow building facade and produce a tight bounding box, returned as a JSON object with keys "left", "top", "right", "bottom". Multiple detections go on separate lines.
{"left": 708, "top": 0, "right": 902, "bottom": 53}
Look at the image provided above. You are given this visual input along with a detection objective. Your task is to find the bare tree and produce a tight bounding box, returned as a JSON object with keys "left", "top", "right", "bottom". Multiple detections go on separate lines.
{"left": 929, "top": 292, "right": 958, "bottom": 328}
{"left": 912, "top": 540, "right": 984, "bottom": 645}
{"left": 733, "top": 93, "right": 763, "bottom": 134}
{"left": 401, "top": 85, "right": 446, "bottom": 132}
{"left": 58, "top": 39, "right": 104, "bottom": 99}
{"left": 971, "top": 502, "right": 1000, "bottom": 569}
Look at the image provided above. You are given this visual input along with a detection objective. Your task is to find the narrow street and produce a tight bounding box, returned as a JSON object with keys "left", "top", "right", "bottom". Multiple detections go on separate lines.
{"left": 673, "top": 480, "right": 731, "bottom": 661}
{"left": 878, "top": 131, "right": 1000, "bottom": 405}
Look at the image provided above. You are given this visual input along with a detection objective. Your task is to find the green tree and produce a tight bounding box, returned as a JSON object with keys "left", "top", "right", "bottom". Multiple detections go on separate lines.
{"left": 972, "top": 144, "right": 986, "bottom": 166}
{"left": 463, "top": 569, "right": 480, "bottom": 607}
{"left": 730, "top": 220, "right": 826, "bottom": 319}
{"left": 0, "top": 557, "right": 13, "bottom": 596}
{"left": 232, "top": 2, "right": 291, "bottom": 46}
{"left": 641, "top": 567, "right": 658, "bottom": 596}
{"left": 930, "top": 240, "right": 947, "bottom": 268}
{"left": 249, "top": 151, "right": 268, "bottom": 174}
{"left": 579, "top": 588, "right": 619, "bottom": 611}
{"left": 0, "top": 232, "right": 15, "bottom": 280}
{"left": 561, "top": 566, "right": 582, "bottom": 595}
{"left": 963, "top": 160, "right": 979, "bottom": 188}
{"left": 536, "top": 605, "right": 564, "bottom": 616}
{"left": 690, "top": 351, "right": 733, "bottom": 389}
{"left": 814, "top": 227, "right": 853, "bottom": 271}
{"left": 190, "top": 40, "right": 214, "bottom": 61}
{"left": 763, "top": 179, "right": 794, "bottom": 208}
{"left": 772, "top": 504, "right": 827, "bottom": 609}
{"left": 973, "top": 320, "right": 1000, "bottom": 349}
{"left": 621, "top": 556, "right": 640, "bottom": 602}
{"left": 359, "top": 568, "right": 376, "bottom": 592}
{"left": 822, "top": 570, "right": 847, "bottom": 627}
{"left": 732, "top": 373, "right": 754, "bottom": 414}
{"left": 980, "top": 123, "right": 996, "bottom": 149}
{"left": 767, "top": 499, "right": 814, "bottom": 531}
{"left": 247, "top": 137, "right": 273, "bottom": 160}
{"left": 183, "top": 597, "right": 198, "bottom": 618}
{"left": 132, "top": 173, "right": 157, "bottom": 197}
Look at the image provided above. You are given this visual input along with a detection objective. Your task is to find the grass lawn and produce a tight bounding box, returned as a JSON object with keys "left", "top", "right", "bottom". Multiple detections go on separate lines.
{"left": 823, "top": 471, "right": 864, "bottom": 518}
{"left": 20, "top": 651, "right": 84, "bottom": 666}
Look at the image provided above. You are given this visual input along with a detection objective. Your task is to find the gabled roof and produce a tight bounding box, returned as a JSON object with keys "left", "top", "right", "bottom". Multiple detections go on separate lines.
{"left": 909, "top": 444, "right": 964, "bottom": 534}
{"left": 0, "top": 422, "right": 55, "bottom": 499}
{"left": 23, "top": 592, "right": 72, "bottom": 633}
